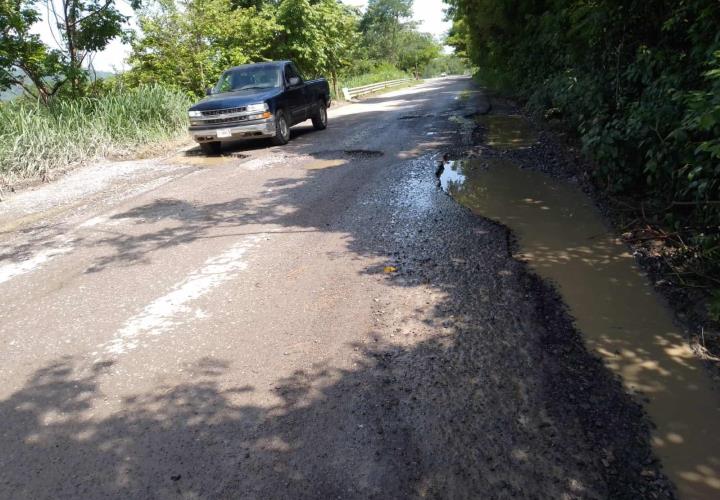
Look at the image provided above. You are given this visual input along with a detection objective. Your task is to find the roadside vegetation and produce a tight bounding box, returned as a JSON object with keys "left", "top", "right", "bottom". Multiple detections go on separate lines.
{"left": 1, "top": 0, "right": 467, "bottom": 187}
{"left": 0, "top": 85, "right": 190, "bottom": 183}
{"left": 447, "top": 0, "right": 720, "bottom": 320}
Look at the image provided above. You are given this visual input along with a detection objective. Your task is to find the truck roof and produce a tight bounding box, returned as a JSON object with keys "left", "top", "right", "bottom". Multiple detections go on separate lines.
{"left": 224, "top": 61, "right": 292, "bottom": 72}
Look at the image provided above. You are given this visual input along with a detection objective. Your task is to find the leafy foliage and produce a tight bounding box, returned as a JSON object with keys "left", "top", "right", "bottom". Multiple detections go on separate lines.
{"left": 397, "top": 30, "right": 441, "bottom": 78}
{"left": 422, "top": 54, "right": 467, "bottom": 78}
{"left": 126, "top": 0, "right": 278, "bottom": 96}
{"left": 448, "top": 0, "right": 720, "bottom": 293}
{"left": 0, "top": 0, "right": 137, "bottom": 100}
{"left": 359, "top": 0, "right": 413, "bottom": 64}
{"left": 125, "top": 0, "right": 444, "bottom": 98}
{"left": 276, "top": 0, "right": 359, "bottom": 96}
{"left": 447, "top": 0, "right": 720, "bottom": 204}
{"left": 0, "top": 0, "right": 66, "bottom": 101}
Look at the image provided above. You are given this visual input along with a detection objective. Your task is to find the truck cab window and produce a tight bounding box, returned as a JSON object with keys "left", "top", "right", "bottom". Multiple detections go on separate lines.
{"left": 285, "top": 64, "right": 303, "bottom": 86}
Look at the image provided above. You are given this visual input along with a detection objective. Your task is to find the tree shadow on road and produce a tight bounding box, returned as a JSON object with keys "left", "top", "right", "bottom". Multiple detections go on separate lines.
{"left": 0, "top": 300, "right": 670, "bottom": 500}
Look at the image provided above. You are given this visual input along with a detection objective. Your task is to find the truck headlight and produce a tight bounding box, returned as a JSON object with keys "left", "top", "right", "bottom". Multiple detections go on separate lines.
{"left": 246, "top": 103, "right": 268, "bottom": 113}
{"left": 188, "top": 110, "right": 202, "bottom": 118}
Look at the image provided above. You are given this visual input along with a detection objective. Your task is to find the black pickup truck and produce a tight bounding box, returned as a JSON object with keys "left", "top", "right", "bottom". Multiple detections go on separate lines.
{"left": 187, "top": 61, "right": 331, "bottom": 154}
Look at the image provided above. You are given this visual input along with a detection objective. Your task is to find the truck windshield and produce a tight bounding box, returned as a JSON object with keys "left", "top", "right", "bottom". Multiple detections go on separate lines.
{"left": 214, "top": 67, "right": 282, "bottom": 93}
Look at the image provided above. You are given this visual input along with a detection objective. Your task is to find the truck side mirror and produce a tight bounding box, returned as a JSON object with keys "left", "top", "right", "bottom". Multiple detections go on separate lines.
{"left": 206, "top": 87, "right": 213, "bottom": 96}
{"left": 288, "top": 77, "right": 300, "bottom": 87}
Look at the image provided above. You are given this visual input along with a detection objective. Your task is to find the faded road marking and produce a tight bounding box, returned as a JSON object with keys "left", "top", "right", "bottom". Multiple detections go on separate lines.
{"left": 0, "top": 241, "right": 74, "bottom": 285}
{"left": 102, "top": 235, "right": 262, "bottom": 356}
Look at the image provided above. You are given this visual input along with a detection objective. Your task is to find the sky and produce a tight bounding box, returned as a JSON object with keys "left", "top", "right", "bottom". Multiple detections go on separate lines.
{"left": 32, "top": 0, "right": 452, "bottom": 72}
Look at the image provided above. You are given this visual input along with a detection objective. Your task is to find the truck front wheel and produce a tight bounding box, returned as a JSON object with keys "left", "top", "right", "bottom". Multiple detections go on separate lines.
{"left": 311, "top": 100, "right": 328, "bottom": 130}
{"left": 199, "top": 141, "right": 222, "bottom": 155}
{"left": 272, "top": 110, "right": 290, "bottom": 146}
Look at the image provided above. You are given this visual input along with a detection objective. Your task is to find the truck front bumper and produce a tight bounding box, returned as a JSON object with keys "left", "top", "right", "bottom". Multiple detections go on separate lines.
{"left": 189, "top": 117, "right": 276, "bottom": 143}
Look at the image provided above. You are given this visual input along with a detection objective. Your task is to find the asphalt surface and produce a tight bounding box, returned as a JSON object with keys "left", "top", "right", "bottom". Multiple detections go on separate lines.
{"left": 0, "top": 78, "right": 673, "bottom": 499}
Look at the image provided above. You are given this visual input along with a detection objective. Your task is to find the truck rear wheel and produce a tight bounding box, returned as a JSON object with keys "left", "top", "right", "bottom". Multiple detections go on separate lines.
{"left": 272, "top": 110, "right": 290, "bottom": 146}
{"left": 199, "top": 141, "right": 222, "bottom": 155}
{"left": 311, "top": 100, "right": 328, "bottom": 130}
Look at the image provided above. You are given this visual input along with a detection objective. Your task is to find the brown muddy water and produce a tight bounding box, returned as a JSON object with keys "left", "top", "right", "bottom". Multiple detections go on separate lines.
{"left": 478, "top": 115, "right": 537, "bottom": 150}
{"left": 439, "top": 158, "right": 720, "bottom": 499}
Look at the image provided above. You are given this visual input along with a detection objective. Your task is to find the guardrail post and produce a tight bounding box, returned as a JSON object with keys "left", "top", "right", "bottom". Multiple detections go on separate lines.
{"left": 342, "top": 87, "right": 353, "bottom": 101}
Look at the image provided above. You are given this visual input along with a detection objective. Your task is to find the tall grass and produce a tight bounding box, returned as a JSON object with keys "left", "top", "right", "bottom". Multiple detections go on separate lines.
{"left": 0, "top": 85, "right": 191, "bottom": 184}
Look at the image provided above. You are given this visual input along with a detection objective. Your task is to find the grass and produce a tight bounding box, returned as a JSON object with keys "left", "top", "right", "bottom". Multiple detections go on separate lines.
{"left": 0, "top": 85, "right": 191, "bottom": 187}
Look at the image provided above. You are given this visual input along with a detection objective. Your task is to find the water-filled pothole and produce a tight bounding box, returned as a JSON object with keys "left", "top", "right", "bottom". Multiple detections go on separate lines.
{"left": 438, "top": 157, "right": 720, "bottom": 498}
{"left": 478, "top": 115, "right": 537, "bottom": 150}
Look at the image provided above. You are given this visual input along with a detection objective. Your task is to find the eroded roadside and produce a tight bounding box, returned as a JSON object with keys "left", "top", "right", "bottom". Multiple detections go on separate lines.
{"left": 435, "top": 90, "right": 720, "bottom": 498}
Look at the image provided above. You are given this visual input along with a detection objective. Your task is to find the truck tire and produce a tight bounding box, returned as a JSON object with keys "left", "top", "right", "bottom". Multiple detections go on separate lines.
{"left": 200, "top": 141, "right": 222, "bottom": 155}
{"left": 272, "top": 110, "right": 290, "bottom": 146}
{"left": 311, "top": 100, "right": 328, "bottom": 130}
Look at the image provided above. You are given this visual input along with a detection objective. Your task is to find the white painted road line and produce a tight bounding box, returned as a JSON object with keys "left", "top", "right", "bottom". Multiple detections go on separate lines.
{"left": 0, "top": 240, "right": 74, "bottom": 285}
{"left": 101, "top": 235, "right": 262, "bottom": 357}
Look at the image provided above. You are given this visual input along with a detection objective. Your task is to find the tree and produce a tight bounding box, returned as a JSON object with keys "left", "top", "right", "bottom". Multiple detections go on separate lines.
{"left": 396, "top": 31, "right": 440, "bottom": 78}
{"left": 127, "top": 0, "right": 279, "bottom": 96}
{"left": 1, "top": 0, "right": 65, "bottom": 102}
{"left": 44, "top": 0, "right": 137, "bottom": 95}
{"left": 359, "top": 0, "right": 413, "bottom": 63}
{"left": 276, "top": 0, "right": 359, "bottom": 96}
{"left": 0, "top": 0, "right": 136, "bottom": 101}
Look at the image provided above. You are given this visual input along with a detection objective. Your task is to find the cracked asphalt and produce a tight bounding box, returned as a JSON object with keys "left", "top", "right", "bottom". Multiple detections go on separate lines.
{"left": 0, "top": 77, "right": 674, "bottom": 499}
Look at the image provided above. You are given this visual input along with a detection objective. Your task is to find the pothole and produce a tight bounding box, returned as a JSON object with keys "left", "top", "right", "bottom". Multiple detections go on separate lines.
{"left": 344, "top": 149, "right": 384, "bottom": 159}
{"left": 175, "top": 149, "right": 250, "bottom": 166}
{"left": 309, "top": 150, "right": 384, "bottom": 160}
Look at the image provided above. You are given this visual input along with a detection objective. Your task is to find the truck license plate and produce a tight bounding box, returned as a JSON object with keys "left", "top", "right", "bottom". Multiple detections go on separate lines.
{"left": 216, "top": 128, "right": 232, "bottom": 138}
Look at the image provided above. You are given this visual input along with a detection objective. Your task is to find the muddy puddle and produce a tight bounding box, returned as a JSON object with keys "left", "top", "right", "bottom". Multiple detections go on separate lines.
{"left": 448, "top": 113, "right": 537, "bottom": 150}
{"left": 479, "top": 115, "right": 537, "bottom": 150}
{"left": 440, "top": 158, "right": 720, "bottom": 498}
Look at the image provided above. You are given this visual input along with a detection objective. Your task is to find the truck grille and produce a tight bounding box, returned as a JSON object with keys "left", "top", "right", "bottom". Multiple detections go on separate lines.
{"left": 203, "top": 115, "right": 249, "bottom": 125}
{"left": 201, "top": 106, "right": 247, "bottom": 117}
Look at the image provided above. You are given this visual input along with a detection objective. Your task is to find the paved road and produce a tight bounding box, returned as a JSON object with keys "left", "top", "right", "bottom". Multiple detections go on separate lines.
{"left": 0, "top": 78, "right": 669, "bottom": 499}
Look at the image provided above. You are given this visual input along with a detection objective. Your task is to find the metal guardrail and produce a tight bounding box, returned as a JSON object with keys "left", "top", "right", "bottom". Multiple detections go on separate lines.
{"left": 341, "top": 78, "right": 413, "bottom": 101}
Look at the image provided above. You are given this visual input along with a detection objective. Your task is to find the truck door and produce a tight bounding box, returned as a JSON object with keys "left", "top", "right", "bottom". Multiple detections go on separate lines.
{"left": 284, "top": 63, "right": 307, "bottom": 124}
